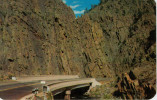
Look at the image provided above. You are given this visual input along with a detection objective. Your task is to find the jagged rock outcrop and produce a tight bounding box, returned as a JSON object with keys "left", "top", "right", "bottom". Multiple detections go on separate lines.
{"left": 114, "top": 71, "right": 156, "bottom": 99}
{"left": 0, "top": 0, "right": 156, "bottom": 85}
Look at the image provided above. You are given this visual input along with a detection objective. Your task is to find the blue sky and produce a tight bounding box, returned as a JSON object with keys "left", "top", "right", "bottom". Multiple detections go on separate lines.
{"left": 62, "top": 0, "right": 100, "bottom": 17}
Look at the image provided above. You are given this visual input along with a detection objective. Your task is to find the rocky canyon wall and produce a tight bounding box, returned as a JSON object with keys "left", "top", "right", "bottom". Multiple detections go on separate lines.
{"left": 0, "top": 0, "right": 156, "bottom": 82}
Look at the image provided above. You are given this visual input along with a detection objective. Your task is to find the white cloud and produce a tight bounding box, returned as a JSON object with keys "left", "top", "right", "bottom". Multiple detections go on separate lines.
{"left": 70, "top": 5, "right": 80, "bottom": 9}
{"left": 74, "top": 10, "right": 85, "bottom": 14}
{"left": 62, "top": 0, "right": 66, "bottom": 3}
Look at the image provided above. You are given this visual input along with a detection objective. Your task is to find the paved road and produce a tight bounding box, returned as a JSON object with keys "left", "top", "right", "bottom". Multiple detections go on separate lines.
{"left": 0, "top": 81, "right": 42, "bottom": 100}
{"left": 0, "top": 80, "right": 71, "bottom": 100}
{"left": 0, "top": 75, "right": 79, "bottom": 100}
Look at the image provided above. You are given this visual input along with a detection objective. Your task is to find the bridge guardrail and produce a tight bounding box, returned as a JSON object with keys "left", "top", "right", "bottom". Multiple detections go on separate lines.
{"left": 43, "top": 78, "right": 101, "bottom": 94}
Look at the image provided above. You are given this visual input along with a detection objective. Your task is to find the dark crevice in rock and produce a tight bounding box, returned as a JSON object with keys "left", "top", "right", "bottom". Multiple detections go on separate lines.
{"left": 145, "top": 29, "right": 156, "bottom": 53}
{"left": 116, "top": 32, "right": 120, "bottom": 41}
{"left": 83, "top": 52, "right": 91, "bottom": 62}
{"left": 129, "top": 70, "right": 136, "bottom": 80}
{"left": 133, "top": 11, "right": 142, "bottom": 24}
{"left": 55, "top": 17, "right": 59, "bottom": 22}
{"left": 148, "top": 30, "right": 156, "bottom": 45}
{"left": 8, "top": 59, "right": 14, "bottom": 62}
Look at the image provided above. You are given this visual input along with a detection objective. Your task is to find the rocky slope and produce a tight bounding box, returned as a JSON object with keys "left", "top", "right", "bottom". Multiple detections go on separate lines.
{"left": 0, "top": 0, "right": 156, "bottom": 89}
{"left": 85, "top": 0, "right": 156, "bottom": 76}
{"left": 0, "top": 0, "right": 77, "bottom": 76}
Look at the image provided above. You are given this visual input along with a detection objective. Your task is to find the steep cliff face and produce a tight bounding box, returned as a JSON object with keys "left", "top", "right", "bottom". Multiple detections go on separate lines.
{"left": 0, "top": 0, "right": 156, "bottom": 83}
{"left": 85, "top": 0, "right": 156, "bottom": 75}
{"left": 0, "top": 0, "right": 76, "bottom": 76}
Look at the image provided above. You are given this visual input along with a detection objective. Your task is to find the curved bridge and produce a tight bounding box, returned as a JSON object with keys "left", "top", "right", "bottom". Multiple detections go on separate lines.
{"left": 43, "top": 78, "right": 101, "bottom": 100}
{"left": 0, "top": 76, "right": 101, "bottom": 100}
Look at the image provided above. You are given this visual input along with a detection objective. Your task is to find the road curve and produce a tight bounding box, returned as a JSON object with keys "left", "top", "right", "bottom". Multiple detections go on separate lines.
{"left": 0, "top": 82, "right": 41, "bottom": 100}
{"left": 0, "top": 75, "right": 79, "bottom": 100}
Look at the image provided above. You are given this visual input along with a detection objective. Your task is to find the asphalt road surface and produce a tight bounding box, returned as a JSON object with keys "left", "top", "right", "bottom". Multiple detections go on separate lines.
{"left": 0, "top": 75, "right": 79, "bottom": 100}
{"left": 0, "top": 81, "right": 42, "bottom": 100}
